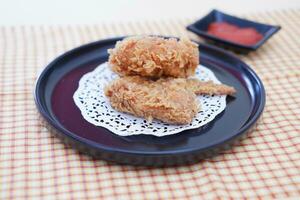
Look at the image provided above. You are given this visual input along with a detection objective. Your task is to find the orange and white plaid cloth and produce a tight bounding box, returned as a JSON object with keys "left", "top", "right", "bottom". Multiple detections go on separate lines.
{"left": 1, "top": 9, "right": 300, "bottom": 199}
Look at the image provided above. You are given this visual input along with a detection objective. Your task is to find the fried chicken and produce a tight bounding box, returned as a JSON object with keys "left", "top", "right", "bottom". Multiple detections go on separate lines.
{"left": 170, "top": 78, "right": 236, "bottom": 96}
{"left": 108, "top": 36, "right": 199, "bottom": 78}
{"left": 104, "top": 76, "right": 236, "bottom": 124}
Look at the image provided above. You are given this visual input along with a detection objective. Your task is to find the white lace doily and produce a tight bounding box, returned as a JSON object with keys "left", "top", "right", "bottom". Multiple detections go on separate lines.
{"left": 73, "top": 62, "right": 227, "bottom": 137}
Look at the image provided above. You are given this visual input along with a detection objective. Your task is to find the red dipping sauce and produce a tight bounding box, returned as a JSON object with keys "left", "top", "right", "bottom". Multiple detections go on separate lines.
{"left": 207, "top": 22, "right": 263, "bottom": 46}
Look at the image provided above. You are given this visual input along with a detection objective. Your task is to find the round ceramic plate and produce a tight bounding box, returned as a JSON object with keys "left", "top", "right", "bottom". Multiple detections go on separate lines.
{"left": 34, "top": 37, "right": 265, "bottom": 166}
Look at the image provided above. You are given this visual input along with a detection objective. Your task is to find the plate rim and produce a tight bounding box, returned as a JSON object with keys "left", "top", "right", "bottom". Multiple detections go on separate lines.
{"left": 34, "top": 36, "right": 266, "bottom": 156}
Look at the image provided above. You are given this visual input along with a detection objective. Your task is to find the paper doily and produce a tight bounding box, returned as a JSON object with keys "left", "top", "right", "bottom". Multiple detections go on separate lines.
{"left": 73, "top": 62, "right": 227, "bottom": 137}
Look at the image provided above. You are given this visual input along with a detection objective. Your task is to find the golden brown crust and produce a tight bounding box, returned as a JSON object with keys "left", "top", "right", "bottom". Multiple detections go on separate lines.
{"left": 104, "top": 76, "right": 236, "bottom": 124}
{"left": 108, "top": 36, "right": 199, "bottom": 78}
{"left": 167, "top": 78, "right": 236, "bottom": 96}
{"left": 105, "top": 76, "right": 200, "bottom": 124}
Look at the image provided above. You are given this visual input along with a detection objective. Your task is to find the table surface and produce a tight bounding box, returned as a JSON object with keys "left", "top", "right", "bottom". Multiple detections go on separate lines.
{"left": 1, "top": 5, "right": 300, "bottom": 200}
{"left": 0, "top": 0, "right": 300, "bottom": 25}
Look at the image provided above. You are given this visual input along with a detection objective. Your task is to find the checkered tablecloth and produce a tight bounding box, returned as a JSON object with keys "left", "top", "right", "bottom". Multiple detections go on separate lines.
{"left": 1, "top": 9, "right": 300, "bottom": 199}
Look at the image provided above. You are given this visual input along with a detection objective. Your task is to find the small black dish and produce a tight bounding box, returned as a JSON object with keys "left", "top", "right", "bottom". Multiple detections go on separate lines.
{"left": 35, "top": 37, "right": 265, "bottom": 167}
{"left": 187, "top": 9, "right": 281, "bottom": 53}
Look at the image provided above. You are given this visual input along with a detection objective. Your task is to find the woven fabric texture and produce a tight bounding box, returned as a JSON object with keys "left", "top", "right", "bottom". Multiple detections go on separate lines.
{"left": 1, "top": 9, "right": 300, "bottom": 200}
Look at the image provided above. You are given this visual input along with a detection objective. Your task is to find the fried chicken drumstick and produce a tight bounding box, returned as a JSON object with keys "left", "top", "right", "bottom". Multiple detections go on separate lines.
{"left": 108, "top": 36, "right": 199, "bottom": 78}
{"left": 105, "top": 76, "right": 236, "bottom": 124}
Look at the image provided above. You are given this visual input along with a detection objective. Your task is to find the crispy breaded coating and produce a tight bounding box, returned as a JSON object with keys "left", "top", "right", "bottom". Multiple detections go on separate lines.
{"left": 105, "top": 76, "right": 200, "bottom": 124}
{"left": 108, "top": 36, "right": 199, "bottom": 78}
{"left": 169, "top": 78, "right": 236, "bottom": 96}
{"left": 104, "top": 76, "right": 236, "bottom": 124}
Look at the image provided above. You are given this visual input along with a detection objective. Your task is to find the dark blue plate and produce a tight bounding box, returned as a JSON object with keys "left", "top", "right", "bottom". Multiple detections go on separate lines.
{"left": 34, "top": 37, "right": 265, "bottom": 166}
{"left": 187, "top": 9, "right": 281, "bottom": 53}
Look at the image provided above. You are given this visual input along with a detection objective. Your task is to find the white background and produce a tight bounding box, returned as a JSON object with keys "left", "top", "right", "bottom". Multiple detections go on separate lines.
{"left": 0, "top": 0, "right": 299, "bottom": 25}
